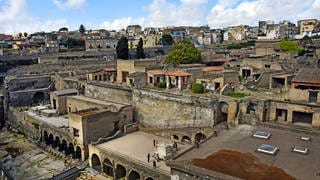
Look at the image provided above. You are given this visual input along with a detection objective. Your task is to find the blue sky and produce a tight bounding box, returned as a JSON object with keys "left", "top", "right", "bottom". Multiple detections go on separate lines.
{"left": 0, "top": 0, "right": 320, "bottom": 34}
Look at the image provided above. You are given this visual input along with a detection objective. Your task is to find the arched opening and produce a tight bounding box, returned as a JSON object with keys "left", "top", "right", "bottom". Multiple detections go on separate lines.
{"left": 91, "top": 154, "right": 101, "bottom": 172}
{"left": 172, "top": 135, "right": 179, "bottom": 141}
{"left": 60, "top": 139, "right": 67, "bottom": 154}
{"left": 33, "top": 92, "right": 45, "bottom": 104}
{"left": 128, "top": 170, "right": 140, "bottom": 180}
{"left": 195, "top": 133, "right": 206, "bottom": 143}
{"left": 103, "top": 158, "right": 113, "bottom": 177}
{"left": 75, "top": 146, "right": 82, "bottom": 159}
{"left": 115, "top": 164, "right": 126, "bottom": 179}
{"left": 181, "top": 136, "right": 191, "bottom": 143}
{"left": 68, "top": 143, "right": 75, "bottom": 157}
{"left": 218, "top": 102, "right": 229, "bottom": 124}
{"left": 48, "top": 134, "right": 54, "bottom": 146}
{"left": 146, "top": 178, "right": 154, "bottom": 180}
{"left": 43, "top": 131, "right": 49, "bottom": 144}
{"left": 53, "top": 136, "right": 60, "bottom": 149}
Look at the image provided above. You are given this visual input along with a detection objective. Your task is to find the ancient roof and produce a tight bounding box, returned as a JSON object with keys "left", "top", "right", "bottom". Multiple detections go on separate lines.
{"left": 203, "top": 66, "right": 225, "bottom": 72}
{"left": 213, "top": 57, "right": 231, "bottom": 62}
{"left": 104, "top": 67, "right": 117, "bottom": 72}
{"left": 292, "top": 68, "right": 320, "bottom": 84}
{"left": 127, "top": 72, "right": 145, "bottom": 78}
{"left": 166, "top": 70, "right": 191, "bottom": 77}
{"left": 53, "top": 89, "right": 78, "bottom": 96}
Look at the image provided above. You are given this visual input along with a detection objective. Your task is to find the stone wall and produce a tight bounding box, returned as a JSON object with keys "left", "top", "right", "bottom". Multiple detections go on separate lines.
{"left": 269, "top": 101, "right": 320, "bottom": 128}
{"left": 133, "top": 89, "right": 219, "bottom": 128}
{"left": 7, "top": 107, "right": 40, "bottom": 140}
{"left": 85, "top": 82, "right": 132, "bottom": 105}
{"left": 0, "top": 95, "right": 4, "bottom": 127}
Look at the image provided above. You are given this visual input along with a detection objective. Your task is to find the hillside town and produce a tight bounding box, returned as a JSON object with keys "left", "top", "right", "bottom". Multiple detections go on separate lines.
{"left": 0, "top": 17, "right": 320, "bottom": 180}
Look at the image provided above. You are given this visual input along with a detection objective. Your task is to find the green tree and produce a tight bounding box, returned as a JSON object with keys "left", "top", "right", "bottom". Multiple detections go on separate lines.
{"left": 136, "top": 37, "right": 145, "bottom": 59}
{"left": 79, "top": 24, "right": 86, "bottom": 34}
{"left": 23, "top": 32, "right": 28, "bottom": 38}
{"left": 192, "top": 83, "right": 204, "bottom": 94}
{"left": 62, "top": 38, "right": 85, "bottom": 48}
{"left": 162, "top": 34, "right": 173, "bottom": 45}
{"left": 278, "top": 40, "right": 302, "bottom": 53}
{"left": 165, "top": 40, "right": 201, "bottom": 64}
{"left": 18, "top": 33, "right": 22, "bottom": 39}
{"left": 116, "top": 36, "right": 129, "bottom": 59}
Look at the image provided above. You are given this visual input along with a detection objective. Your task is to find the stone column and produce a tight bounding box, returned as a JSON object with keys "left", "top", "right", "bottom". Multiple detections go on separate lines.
{"left": 178, "top": 76, "right": 182, "bottom": 90}
{"left": 287, "top": 110, "right": 293, "bottom": 123}
{"left": 166, "top": 76, "right": 170, "bottom": 89}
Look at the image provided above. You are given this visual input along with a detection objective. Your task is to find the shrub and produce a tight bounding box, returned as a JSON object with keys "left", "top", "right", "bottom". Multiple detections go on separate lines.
{"left": 157, "top": 81, "right": 166, "bottom": 88}
{"left": 227, "top": 92, "right": 247, "bottom": 99}
{"left": 192, "top": 83, "right": 204, "bottom": 94}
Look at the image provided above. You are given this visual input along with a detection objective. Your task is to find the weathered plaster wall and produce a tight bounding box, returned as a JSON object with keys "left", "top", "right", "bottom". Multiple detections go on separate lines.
{"left": 85, "top": 82, "right": 132, "bottom": 105}
{"left": 133, "top": 89, "right": 219, "bottom": 128}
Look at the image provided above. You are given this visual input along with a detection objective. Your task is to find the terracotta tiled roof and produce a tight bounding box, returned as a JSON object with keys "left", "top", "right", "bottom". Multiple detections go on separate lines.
{"left": 166, "top": 71, "right": 191, "bottom": 76}
{"left": 230, "top": 51, "right": 246, "bottom": 56}
{"left": 213, "top": 57, "right": 231, "bottom": 62}
{"left": 203, "top": 66, "right": 225, "bottom": 72}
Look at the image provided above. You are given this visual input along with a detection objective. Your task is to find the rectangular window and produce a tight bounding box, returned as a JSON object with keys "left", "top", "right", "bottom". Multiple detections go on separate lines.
{"left": 149, "top": 77, "right": 153, "bottom": 83}
{"left": 309, "top": 91, "right": 318, "bottom": 104}
{"left": 122, "top": 71, "right": 129, "bottom": 83}
{"left": 73, "top": 128, "right": 79, "bottom": 137}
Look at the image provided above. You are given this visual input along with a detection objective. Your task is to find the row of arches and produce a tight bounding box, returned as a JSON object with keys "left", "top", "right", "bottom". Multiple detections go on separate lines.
{"left": 91, "top": 154, "right": 154, "bottom": 180}
{"left": 43, "top": 131, "right": 81, "bottom": 159}
{"left": 172, "top": 132, "right": 207, "bottom": 143}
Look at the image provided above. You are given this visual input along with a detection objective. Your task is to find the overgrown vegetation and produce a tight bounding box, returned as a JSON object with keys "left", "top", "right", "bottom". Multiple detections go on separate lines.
{"left": 157, "top": 81, "right": 166, "bottom": 88}
{"left": 116, "top": 36, "right": 129, "bottom": 59}
{"left": 165, "top": 40, "right": 201, "bottom": 64}
{"left": 162, "top": 34, "right": 174, "bottom": 46}
{"left": 32, "top": 122, "right": 40, "bottom": 130}
{"left": 192, "top": 83, "right": 204, "bottom": 94}
{"left": 221, "top": 41, "right": 255, "bottom": 49}
{"left": 278, "top": 40, "right": 302, "bottom": 53}
{"left": 61, "top": 38, "right": 85, "bottom": 48}
{"left": 227, "top": 92, "right": 248, "bottom": 99}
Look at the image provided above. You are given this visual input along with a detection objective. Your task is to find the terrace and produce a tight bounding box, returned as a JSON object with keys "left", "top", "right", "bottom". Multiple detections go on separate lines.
{"left": 174, "top": 125, "right": 320, "bottom": 179}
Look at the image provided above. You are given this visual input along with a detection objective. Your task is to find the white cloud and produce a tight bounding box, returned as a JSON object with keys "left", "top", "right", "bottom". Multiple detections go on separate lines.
{"left": 207, "top": 0, "right": 319, "bottom": 28}
{"left": 101, "top": 17, "right": 146, "bottom": 31}
{"left": 52, "top": 0, "right": 86, "bottom": 9}
{"left": 100, "top": 0, "right": 209, "bottom": 30}
{"left": 144, "top": 0, "right": 208, "bottom": 27}
{"left": 0, "top": 0, "right": 68, "bottom": 34}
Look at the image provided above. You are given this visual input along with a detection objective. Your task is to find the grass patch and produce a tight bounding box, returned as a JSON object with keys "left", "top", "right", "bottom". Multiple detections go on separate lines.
{"left": 220, "top": 41, "right": 255, "bottom": 49}
{"left": 227, "top": 92, "right": 248, "bottom": 99}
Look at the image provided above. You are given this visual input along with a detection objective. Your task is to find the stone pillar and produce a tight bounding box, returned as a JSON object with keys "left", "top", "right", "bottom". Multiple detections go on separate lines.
{"left": 166, "top": 76, "right": 170, "bottom": 89}
{"left": 269, "top": 103, "right": 276, "bottom": 122}
{"left": 312, "top": 112, "right": 320, "bottom": 128}
{"left": 284, "top": 78, "right": 288, "bottom": 90}
{"left": 287, "top": 110, "right": 293, "bottom": 123}
{"left": 112, "top": 160, "right": 116, "bottom": 180}
{"left": 178, "top": 76, "right": 182, "bottom": 90}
